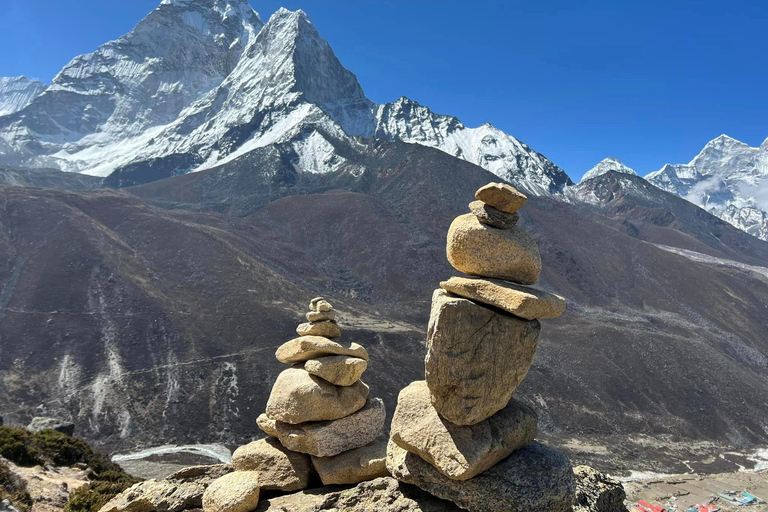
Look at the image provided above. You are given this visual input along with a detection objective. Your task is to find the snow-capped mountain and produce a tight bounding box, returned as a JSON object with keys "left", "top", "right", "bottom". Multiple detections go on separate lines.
{"left": 0, "top": 0, "right": 263, "bottom": 172}
{"left": 373, "top": 97, "right": 572, "bottom": 195}
{"left": 645, "top": 135, "right": 768, "bottom": 241}
{"left": 0, "top": 0, "right": 571, "bottom": 196}
{"left": 0, "top": 77, "right": 47, "bottom": 116}
{"left": 580, "top": 157, "right": 637, "bottom": 182}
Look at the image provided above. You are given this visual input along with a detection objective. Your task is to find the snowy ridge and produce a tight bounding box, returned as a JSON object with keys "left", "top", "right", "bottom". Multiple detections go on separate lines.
{"left": 372, "top": 97, "right": 572, "bottom": 195}
{"left": 580, "top": 157, "right": 637, "bottom": 182}
{"left": 0, "top": 0, "right": 264, "bottom": 171}
{"left": 0, "top": 0, "right": 571, "bottom": 196}
{"left": 645, "top": 135, "right": 768, "bottom": 241}
{"left": 0, "top": 77, "right": 47, "bottom": 116}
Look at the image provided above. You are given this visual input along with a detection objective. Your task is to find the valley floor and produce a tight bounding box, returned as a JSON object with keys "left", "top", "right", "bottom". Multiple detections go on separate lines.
{"left": 624, "top": 469, "right": 768, "bottom": 511}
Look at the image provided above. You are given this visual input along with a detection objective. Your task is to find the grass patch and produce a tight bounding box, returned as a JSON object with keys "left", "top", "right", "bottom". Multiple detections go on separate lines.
{"left": 64, "top": 473, "right": 141, "bottom": 512}
{"left": 0, "top": 426, "right": 141, "bottom": 512}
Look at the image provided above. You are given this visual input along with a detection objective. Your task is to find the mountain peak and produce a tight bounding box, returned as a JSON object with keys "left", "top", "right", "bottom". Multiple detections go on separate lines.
{"left": 0, "top": 76, "right": 48, "bottom": 116}
{"left": 581, "top": 157, "right": 638, "bottom": 182}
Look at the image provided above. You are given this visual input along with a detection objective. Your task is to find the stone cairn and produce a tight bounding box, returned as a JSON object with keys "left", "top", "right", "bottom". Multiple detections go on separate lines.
{"left": 202, "top": 297, "right": 388, "bottom": 512}
{"left": 386, "top": 183, "right": 576, "bottom": 512}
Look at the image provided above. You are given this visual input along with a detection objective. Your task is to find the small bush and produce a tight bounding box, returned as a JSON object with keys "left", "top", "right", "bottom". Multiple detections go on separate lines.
{"left": 0, "top": 427, "right": 42, "bottom": 466}
{"left": 64, "top": 476, "right": 140, "bottom": 512}
{"left": 0, "top": 426, "right": 141, "bottom": 512}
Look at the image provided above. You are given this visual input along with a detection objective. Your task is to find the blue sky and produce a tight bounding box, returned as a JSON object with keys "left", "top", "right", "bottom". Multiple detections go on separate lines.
{"left": 2, "top": 0, "right": 766, "bottom": 181}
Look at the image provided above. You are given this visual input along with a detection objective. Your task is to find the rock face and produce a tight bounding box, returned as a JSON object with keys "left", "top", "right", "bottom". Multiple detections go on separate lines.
{"left": 265, "top": 367, "right": 369, "bottom": 423}
{"left": 231, "top": 437, "right": 310, "bottom": 492}
{"left": 202, "top": 471, "right": 260, "bottom": 512}
{"left": 256, "top": 477, "right": 464, "bottom": 512}
{"left": 276, "top": 336, "right": 369, "bottom": 363}
{"left": 439, "top": 277, "right": 566, "bottom": 320}
{"left": 311, "top": 437, "right": 390, "bottom": 485}
{"left": 304, "top": 355, "right": 368, "bottom": 386}
{"left": 474, "top": 183, "right": 528, "bottom": 214}
{"left": 572, "top": 466, "right": 628, "bottom": 512}
{"left": 390, "top": 381, "right": 537, "bottom": 480}
{"left": 446, "top": 214, "right": 541, "bottom": 285}
{"left": 101, "top": 479, "right": 208, "bottom": 512}
{"left": 387, "top": 441, "right": 575, "bottom": 512}
{"left": 26, "top": 417, "right": 75, "bottom": 436}
{"left": 468, "top": 201, "right": 519, "bottom": 229}
{"left": 425, "top": 289, "right": 540, "bottom": 425}
{"left": 258, "top": 397, "right": 386, "bottom": 457}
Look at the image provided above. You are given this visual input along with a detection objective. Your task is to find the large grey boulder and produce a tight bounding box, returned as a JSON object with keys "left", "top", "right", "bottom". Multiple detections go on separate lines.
{"left": 387, "top": 440, "right": 575, "bottom": 512}
{"left": 26, "top": 417, "right": 75, "bottom": 436}
{"left": 390, "top": 381, "right": 537, "bottom": 480}
{"left": 256, "top": 477, "right": 463, "bottom": 512}
{"left": 425, "top": 290, "right": 540, "bottom": 425}
{"left": 573, "top": 465, "right": 628, "bottom": 512}
{"left": 100, "top": 480, "right": 208, "bottom": 512}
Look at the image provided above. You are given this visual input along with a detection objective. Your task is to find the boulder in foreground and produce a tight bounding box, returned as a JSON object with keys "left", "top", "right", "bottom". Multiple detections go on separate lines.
{"left": 311, "top": 437, "right": 390, "bottom": 485}
{"left": 425, "top": 289, "right": 540, "bottom": 425}
{"left": 387, "top": 440, "right": 574, "bottom": 512}
{"left": 390, "top": 381, "right": 537, "bottom": 480}
{"left": 232, "top": 437, "right": 310, "bottom": 492}
{"left": 202, "top": 471, "right": 260, "bottom": 512}
{"left": 258, "top": 397, "right": 386, "bottom": 457}
{"left": 255, "top": 476, "right": 463, "bottom": 512}
{"left": 572, "top": 465, "right": 628, "bottom": 512}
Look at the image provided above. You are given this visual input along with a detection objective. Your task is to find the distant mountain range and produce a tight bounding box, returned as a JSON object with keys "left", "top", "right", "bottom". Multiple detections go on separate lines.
{"left": 0, "top": 76, "right": 47, "bottom": 116}
{"left": 1, "top": 0, "right": 768, "bottom": 472}
{"left": 0, "top": 0, "right": 765, "bottom": 240}
{"left": 645, "top": 135, "right": 768, "bottom": 241}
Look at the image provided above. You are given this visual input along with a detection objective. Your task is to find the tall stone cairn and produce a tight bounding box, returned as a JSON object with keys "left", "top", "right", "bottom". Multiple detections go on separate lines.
{"left": 202, "top": 297, "right": 388, "bottom": 512}
{"left": 386, "top": 182, "right": 576, "bottom": 512}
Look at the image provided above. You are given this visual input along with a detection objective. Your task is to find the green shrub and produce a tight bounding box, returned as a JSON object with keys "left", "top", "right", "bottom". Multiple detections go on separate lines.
{"left": 0, "top": 427, "right": 42, "bottom": 466}
{"left": 64, "top": 476, "right": 140, "bottom": 512}
{"left": 0, "top": 426, "right": 141, "bottom": 512}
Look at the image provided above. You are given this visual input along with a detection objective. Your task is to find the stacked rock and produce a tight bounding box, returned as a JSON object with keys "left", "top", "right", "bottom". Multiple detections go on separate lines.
{"left": 386, "top": 183, "right": 575, "bottom": 512}
{"left": 203, "top": 298, "right": 389, "bottom": 511}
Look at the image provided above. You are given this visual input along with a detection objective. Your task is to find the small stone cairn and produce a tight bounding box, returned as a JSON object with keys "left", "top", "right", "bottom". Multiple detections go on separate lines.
{"left": 386, "top": 183, "right": 576, "bottom": 512}
{"left": 203, "top": 297, "right": 388, "bottom": 512}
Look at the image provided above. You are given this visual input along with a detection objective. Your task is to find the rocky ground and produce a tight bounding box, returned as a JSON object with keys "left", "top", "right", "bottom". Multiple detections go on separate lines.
{"left": 624, "top": 469, "right": 768, "bottom": 511}
{"left": 1, "top": 460, "right": 90, "bottom": 512}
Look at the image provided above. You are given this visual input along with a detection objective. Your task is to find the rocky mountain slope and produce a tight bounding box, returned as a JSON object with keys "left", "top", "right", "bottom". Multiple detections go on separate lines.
{"left": 0, "top": 1, "right": 571, "bottom": 195}
{"left": 1, "top": 136, "right": 767, "bottom": 475}
{"left": 0, "top": 77, "right": 46, "bottom": 117}
{"left": 645, "top": 135, "right": 768, "bottom": 241}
